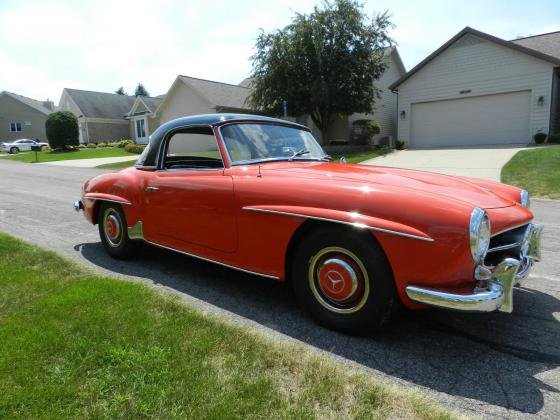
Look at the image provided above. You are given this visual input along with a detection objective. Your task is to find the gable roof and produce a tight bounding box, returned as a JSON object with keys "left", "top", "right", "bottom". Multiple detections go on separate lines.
{"left": 63, "top": 88, "right": 137, "bottom": 119}
{"left": 385, "top": 46, "right": 406, "bottom": 75}
{"left": 1, "top": 91, "right": 54, "bottom": 115}
{"left": 389, "top": 26, "right": 560, "bottom": 91}
{"left": 178, "top": 75, "right": 252, "bottom": 110}
{"left": 511, "top": 31, "right": 560, "bottom": 60}
{"left": 126, "top": 95, "right": 165, "bottom": 117}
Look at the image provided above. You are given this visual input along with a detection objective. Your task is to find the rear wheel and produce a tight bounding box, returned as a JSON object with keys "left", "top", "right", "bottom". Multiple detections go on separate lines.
{"left": 10, "top": 147, "right": 19, "bottom": 154}
{"left": 98, "top": 202, "right": 141, "bottom": 259}
{"left": 292, "top": 226, "right": 397, "bottom": 334}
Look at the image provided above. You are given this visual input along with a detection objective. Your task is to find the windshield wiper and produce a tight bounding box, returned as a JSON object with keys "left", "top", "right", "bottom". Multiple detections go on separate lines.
{"left": 288, "top": 148, "right": 310, "bottom": 161}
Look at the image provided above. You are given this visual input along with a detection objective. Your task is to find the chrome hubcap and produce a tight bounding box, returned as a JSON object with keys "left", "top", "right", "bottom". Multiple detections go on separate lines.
{"left": 308, "top": 247, "right": 369, "bottom": 314}
{"left": 103, "top": 209, "right": 123, "bottom": 247}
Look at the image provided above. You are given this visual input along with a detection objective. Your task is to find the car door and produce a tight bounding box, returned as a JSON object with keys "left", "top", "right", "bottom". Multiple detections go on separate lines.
{"left": 142, "top": 127, "right": 238, "bottom": 253}
{"left": 17, "top": 140, "right": 30, "bottom": 151}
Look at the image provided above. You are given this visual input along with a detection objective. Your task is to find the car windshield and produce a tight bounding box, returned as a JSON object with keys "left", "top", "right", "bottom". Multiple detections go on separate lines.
{"left": 220, "top": 123, "right": 327, "bottom": 165}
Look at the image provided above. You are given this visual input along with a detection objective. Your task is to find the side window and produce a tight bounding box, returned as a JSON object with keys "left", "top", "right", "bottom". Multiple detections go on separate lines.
{"left": 163, "top": 127, "right": 223, "bottom": 170}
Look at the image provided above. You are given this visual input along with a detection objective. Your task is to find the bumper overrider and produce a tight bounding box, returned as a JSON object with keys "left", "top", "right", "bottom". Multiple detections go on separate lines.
{"left": 74, "top": 200, "right": 83, "bottom": 212}
{"left": 406, "top": 223, "right": 543, "bottom": 313}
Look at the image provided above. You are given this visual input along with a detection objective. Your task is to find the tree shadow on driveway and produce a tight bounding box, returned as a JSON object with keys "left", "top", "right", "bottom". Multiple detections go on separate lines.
{"left": 76, "top": 241, "right": 560, "bottom": 416}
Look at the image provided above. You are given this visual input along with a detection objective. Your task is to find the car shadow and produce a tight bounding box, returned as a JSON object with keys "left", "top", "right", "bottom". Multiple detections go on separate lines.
{"left": 76, "top": 241, "right": 559, "bottom": 415}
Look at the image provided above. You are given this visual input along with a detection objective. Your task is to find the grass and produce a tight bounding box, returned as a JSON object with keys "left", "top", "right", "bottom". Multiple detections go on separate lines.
{"left": 0, "top": 233, "right": 452, "bottom": 419}
{"left": 3, "top": 147, "right": 135, "bottom": 163}
{"left": 96, "top": 149, "right": 389, "bottom": 170}
{"left": 501, "top": 145, "right": 560, "bottom": 199}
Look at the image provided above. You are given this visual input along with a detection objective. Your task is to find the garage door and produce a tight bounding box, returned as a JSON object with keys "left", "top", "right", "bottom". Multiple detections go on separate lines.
{"left": 410, "top": 91, "right": 531, "bottom": 148}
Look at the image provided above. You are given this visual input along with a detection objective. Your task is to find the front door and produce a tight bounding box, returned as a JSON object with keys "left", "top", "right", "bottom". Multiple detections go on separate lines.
{"left": 135, "top": 117, "right": 148, "bottom": 144}
{"left": 142, "top": 127, "right": 237, "bottom": 253}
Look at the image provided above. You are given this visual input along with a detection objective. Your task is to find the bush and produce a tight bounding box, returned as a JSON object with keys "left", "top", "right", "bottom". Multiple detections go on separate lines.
{"left": 117, "top": 139, "right": 134, "bottom": 148}
{"left": 107, "top": 142, "right": 119, "bottom": 147}
{"left": 351, "top": 119, "right": 381, "bottom": 145}
{"left": 329, "top": 139, "right": 349, "bottom": 146}
{"left": 124, "top": 143, "right": 146, "bottom": 154}
{"left": 97, "top": 142, "right": 108, "bottom": 148}
{"left": 78, "top": 144, "right": 86, "bottom": 149}
{"left": 45, "top": 111, "right": 79, "bottom": 150}
{"left": 548, "top": 133, "right": 560, "bottom": 144}
{"left": 86, "top": 143, "right": 97, "bottom": 148}
{"left": 534, "top": 132, "right": 547, "bottom": 144}
{"left": 395, "top": 140, "right": 405, "bottom": 150}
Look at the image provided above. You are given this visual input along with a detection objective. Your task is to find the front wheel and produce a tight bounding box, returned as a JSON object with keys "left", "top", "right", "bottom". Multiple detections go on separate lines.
{"left": 98, "top": 202, "right": 141, "bottom": 259}
{"left": 10, "top": 147, "right": 19, "bottom": 154}
{"left": 292, "top": 226, "right": 397, "bottom": 334}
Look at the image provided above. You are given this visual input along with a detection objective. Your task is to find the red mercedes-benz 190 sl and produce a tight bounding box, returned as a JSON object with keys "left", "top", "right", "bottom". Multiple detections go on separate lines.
{"left": 75, "top": 114, "right": 543, "bottom": 333}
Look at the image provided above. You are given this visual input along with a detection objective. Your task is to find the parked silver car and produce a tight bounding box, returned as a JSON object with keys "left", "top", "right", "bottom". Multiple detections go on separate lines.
{"left": 0, "top": 139, "right": 48, "bottom": 154}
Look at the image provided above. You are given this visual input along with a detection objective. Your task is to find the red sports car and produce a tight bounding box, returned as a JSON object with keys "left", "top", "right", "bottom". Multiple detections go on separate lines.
{"left": 75, "top": 114, "right": 543, "bottom": 333}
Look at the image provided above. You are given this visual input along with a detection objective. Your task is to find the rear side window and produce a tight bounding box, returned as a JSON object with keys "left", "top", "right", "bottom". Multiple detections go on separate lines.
{"left": 163, "top": 127, "right": 223, "bottom": 170}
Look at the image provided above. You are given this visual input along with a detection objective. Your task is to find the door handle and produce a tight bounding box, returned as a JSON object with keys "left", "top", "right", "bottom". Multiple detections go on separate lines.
{"left": 145, "top": 186, "right": 159, "bottom": 191}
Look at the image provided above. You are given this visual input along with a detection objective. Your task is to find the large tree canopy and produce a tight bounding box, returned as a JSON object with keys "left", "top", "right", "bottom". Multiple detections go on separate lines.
{"left": 248, "top": 0, "right": 392, "bottom": 141}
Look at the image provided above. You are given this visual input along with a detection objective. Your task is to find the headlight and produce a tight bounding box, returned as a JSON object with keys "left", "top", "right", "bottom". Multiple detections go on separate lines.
{"left": 520, "top": 190, "right": 530, "bottom": 208}
{"left": 469, "top": 207, "right": 491, "bottom": 263}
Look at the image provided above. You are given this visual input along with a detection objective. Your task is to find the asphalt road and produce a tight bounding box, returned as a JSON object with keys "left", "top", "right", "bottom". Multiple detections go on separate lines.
{"left": 1, "top": 158, "right": 559, "bottom": 419}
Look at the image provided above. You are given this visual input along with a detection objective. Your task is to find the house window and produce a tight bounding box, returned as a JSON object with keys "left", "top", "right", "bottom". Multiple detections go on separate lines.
{"left": 136, "top": 118, "right": 146, "bottom": 138}
{"left": 9, "top": 122, "right": 22, "bottom": 132}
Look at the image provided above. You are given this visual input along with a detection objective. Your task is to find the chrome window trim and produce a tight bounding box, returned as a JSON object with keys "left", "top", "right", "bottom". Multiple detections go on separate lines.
{"left": 242, "top": 206, "right": 434, "bottom": 242}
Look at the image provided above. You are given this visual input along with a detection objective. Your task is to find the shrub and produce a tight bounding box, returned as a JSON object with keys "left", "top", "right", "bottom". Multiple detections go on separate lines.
{"left": 45, "top": 111, "right": 79, "bottom": 150}
{"left": 329, "top": 139, "right": 349, "bottom": 146}
{"left": 548, "top": 133, "right": 560, "bottom": 144}
{"left": 534, "top": 132, "right": 547, "bottom": 144}
{"left": 395, "top": 140, "right": 405, "bottom": 150}
{"left": 351, "top": 119, "right": 381, "bottom": 145}
{"left": 78, "top": 144, "right": 86, "bottom": 149}
{"left": 117, "top": 139, "right": 134, "bottom": 148}
{"left": 124, "top": 143, "right": 146, "bottom": 154}
{"left": 107, "top": 142, "right": 119, "bottom": 147}
{"left": 87, "top": 143, "right": 97, "bottom": 148}
{"left": 97, "top": 142, "right": 108, "bottom": 148}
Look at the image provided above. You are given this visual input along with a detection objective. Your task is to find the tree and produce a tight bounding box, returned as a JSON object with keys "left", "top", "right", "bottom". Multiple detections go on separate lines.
{"left": 115, "top": 87, "right": 126, "bottom": 95}
{"left": 248, "top": 0, "right": 392, "bottom": 142}
{"left": 134, "top": 83, "right": 149, "bottom": 97}
{"left": 45, "top": 111, "right": 79, "bottom": 149}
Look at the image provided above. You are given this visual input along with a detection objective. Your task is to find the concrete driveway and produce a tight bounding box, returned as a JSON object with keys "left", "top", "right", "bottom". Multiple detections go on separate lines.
{"left": 363, "top": 146, "right": 526, "bottom": 181}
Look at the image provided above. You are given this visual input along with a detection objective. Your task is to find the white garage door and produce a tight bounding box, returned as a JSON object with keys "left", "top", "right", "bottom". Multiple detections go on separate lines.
{"left": 410, "top": 91, "right": 531, "bottom": 148}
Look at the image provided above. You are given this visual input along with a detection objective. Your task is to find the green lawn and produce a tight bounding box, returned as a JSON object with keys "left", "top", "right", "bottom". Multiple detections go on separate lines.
{"left": 3, "top": 147, "right": 135, "bottom": 163}
{"left": 97, "top": 159, "right": 139, "bottom": 170}
{"left": 0, "top": 233, "right": 451, "bottom": 419}
{"left": 501, "top": 145, "right": 560, "bottom": 199}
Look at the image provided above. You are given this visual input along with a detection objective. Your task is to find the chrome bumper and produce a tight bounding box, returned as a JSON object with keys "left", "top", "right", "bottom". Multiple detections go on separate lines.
{"left": 74, "top": 200, "right": 83, "bottom": 212}
{"left": 406, "top": 223, "right": 543, "bottom": 313}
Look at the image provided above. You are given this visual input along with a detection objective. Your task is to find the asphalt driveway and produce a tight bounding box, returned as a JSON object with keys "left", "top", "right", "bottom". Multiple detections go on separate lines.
{"left": 0, "top": 159, "right": 559, "bottom": 419}
{"left": 363, "top": 146, "right": 526, "bottom": 181}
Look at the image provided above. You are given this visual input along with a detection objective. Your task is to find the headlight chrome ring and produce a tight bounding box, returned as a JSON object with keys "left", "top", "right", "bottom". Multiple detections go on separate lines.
{"left": 469, "top": 207, "right": 491, "bottom": 263}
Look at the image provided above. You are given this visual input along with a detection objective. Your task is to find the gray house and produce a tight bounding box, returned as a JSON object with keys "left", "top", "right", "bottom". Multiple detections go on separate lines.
{"left": 390, "top": 27, "right": 560, "bottom": 148}
{"left": 0, "top": 91, "right": 54, "bottom": 142}
{"left": 58, "top": 88, "right": 137, "bottom": 143}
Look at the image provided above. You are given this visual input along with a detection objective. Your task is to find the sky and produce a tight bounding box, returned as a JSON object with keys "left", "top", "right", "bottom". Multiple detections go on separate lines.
{"left": 1, "top": 0, "right": 559, "bottom": 103}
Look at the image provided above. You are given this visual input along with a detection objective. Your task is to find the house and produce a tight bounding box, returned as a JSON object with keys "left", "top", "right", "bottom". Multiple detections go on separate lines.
{"left": 125, "top": 95, "right": 164, "bottom": 144}
{"left": 389, "top": 27, "right": 560, "bottom": 148}
{"left": 155, "top": 75, "right": 255, "bottom": 125}
{"left": 58, "top": 88, "right": 137, "bottom": 143}
{"left": 0, "top": 91, "right": 54, "bottom": 142}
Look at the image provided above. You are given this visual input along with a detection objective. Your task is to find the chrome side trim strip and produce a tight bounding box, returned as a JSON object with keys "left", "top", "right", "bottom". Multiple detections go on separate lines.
{"left": 127, "top": 221, "right": 145, "bottom": 240}
{"left": 242, "top": 207, "right": 434, "bottom": 242}
{"left": 144, "top": 239, "right": 280, "bottom": 280}
{"left": 84, "top": 197, "right": 132, "bottom": 206}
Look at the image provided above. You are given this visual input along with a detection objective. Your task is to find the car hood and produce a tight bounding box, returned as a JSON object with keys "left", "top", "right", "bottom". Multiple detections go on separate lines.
{"left": 262, "top": 162, "right": 515, "bottom": 209}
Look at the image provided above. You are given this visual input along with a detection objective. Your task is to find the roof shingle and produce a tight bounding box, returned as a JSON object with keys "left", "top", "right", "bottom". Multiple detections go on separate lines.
{"left": 511, "top": 31, "right": 560, "bottom": 60}
{"left": 2, "top": 91, "right": 53, "bottom": 115}
{"left": 65, "top": 88, "right": 137, "bottom": 119}
{"left": 179, "top": 76, "right": 252, "bottom": 110}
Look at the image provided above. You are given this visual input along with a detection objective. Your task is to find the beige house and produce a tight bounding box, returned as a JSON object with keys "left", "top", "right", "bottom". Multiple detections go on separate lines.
{"left": 155, "top": 75, "right": 255, "bottom": 124}
{"left": 125, "top": 95, "right": 164, "bottom": 144}
{"left": 0, "top": 91, "right": 54, "bottom": 142}
{"left": 58, "top": 88, "right": 136, "bottom": 143}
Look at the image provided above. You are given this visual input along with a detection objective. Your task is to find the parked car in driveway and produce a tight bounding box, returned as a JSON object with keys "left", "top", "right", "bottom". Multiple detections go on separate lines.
{"left": 74, "top": 114, "right": 543, "bottom": 334}
{"left": 1, "top": 139, "right": 48, "bottom": 154}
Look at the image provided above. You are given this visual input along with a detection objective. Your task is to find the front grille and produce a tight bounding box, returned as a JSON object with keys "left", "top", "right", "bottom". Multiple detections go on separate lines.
{"left": 484, "top": 224, "right": 528, "bottom": 267}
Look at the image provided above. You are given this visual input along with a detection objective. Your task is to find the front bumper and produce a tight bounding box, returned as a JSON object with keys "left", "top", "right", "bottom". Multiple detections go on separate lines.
{"left": 74, "top": 200, "right": 83, "bottom": 212}
{"left": 405, "top": 223, "right": 543, "bottom": 313}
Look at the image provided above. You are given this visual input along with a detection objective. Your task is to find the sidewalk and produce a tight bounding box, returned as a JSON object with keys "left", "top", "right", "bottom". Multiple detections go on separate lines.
{"left": 39, "top": 156, "right": 138, "bottom": 168}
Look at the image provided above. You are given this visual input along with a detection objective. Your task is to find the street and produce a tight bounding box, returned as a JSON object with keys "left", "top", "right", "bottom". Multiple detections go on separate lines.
{"left": 0, "top": 158, "right": 558, "bottom": 419}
